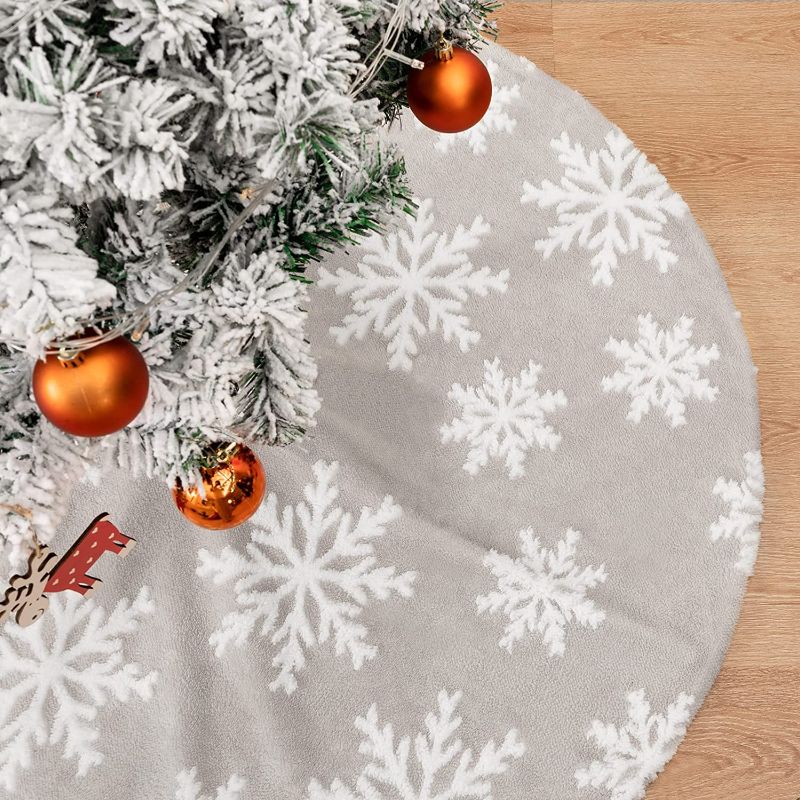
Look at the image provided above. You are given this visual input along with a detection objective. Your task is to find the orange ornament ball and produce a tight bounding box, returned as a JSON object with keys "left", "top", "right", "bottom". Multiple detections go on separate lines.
{"left": 407, "top": 40, "right": 492, "bottom": 133}
{"left": 32, "top": 336, "right": 149, "bottom": 438}
{"left": 173, "top": 444, "right": 266, "bottom": 530}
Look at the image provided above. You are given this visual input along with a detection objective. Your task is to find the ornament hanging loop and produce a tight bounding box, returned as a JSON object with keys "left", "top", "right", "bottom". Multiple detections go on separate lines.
{"left": 434, "top": 33, "right": 454, "bottom": 61}
{"left": 210, "top": 440, "right": 241, "bottom": 467}
{"left": 56, "top": 345, "right": 81, "bottom": 364}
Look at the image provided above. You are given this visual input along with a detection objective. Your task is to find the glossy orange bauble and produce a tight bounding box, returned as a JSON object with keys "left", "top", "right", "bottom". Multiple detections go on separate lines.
{"left": 172, "top": 445, "right": 266, "bottom": 530}
{"left": 32, "top": 337, "right": 149, "bottom": 437}
{"left": 407, "top": 45, "right": 492, "bottom": 133}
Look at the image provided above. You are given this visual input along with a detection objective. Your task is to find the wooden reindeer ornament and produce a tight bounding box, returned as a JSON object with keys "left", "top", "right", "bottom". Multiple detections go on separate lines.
{"left": 0, "top": 513, "right": 135, "bottom": 627}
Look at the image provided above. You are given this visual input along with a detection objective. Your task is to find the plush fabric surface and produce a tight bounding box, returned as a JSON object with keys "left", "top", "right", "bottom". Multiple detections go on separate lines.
{"left": 1, "top": 43, "right": 762, "bottom": 800}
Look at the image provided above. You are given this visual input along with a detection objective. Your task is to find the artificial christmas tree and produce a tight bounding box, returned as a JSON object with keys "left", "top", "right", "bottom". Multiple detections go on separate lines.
{"left": 0, "top": 0, "right": 495, "bottom": 564}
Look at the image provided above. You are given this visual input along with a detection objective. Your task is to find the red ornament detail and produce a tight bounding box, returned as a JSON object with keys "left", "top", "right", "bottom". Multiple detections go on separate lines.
{"left": 0, "top": 513, "right": 135, "bottom": 627}
{"left": 45, "top": 514, "right": 136, "bottom": 596}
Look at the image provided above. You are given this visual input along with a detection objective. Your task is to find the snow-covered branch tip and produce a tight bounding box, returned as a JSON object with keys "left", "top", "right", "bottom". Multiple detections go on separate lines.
{"left": 0, "top": 0, "right": 494, "bottom": 558}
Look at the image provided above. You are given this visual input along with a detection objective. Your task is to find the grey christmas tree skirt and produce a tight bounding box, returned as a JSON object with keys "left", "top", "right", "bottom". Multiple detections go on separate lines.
{"left": 1, "top": 43, "right": 763, "bottom": 800}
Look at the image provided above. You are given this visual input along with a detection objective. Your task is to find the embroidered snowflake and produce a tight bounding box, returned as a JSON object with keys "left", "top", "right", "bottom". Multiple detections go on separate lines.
{"left": 305, "top": 689, "right": 524, "bottom": 800}
{"left": 423, "top": 61, "right": 520, "bottom": 156}
{"left": 477, "top": 528, "right": 607, "bottom": 657}
{"left": 441, "top": 357, "right": 567, "bottom": 479}
{"left": 602, "top": 314, "right": 720, "bottom": 427}
{"left": 575, "top": 689, "right": 694, "bottom": 800}
{"left": 196, "top": 461, "right": 415, "bottom": 695}
{"left": 710, "top": 451, "right": 764, "bottom": 575}
{"left": 319, "top": 198, "right": 507, "bottom": 372}
{"left": 175, "top": 767, "right": 245, "bottom": 800}
{"left": 0, "top": 588, "right": 157, "bottom": 792}
{"left": 521, "top": 130, "right": 688, "bottom": 286}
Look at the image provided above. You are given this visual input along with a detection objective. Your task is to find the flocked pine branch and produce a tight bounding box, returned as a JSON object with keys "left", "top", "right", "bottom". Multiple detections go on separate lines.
{"left": 0, "top": 0, "right": 495, "bottom": 560}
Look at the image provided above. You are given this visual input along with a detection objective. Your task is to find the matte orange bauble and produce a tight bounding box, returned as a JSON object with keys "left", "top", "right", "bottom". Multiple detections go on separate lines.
{"left": 172, "top": 444, "right": 266, "bottom": 530}
{"left": 32, "top": 336, "right": 149, "bottom": 437}
{"left": 407, "top": 37, "right": 492, "bottom": 133}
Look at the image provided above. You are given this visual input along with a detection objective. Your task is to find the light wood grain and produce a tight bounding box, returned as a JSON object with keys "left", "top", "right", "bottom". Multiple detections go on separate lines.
{"left": 491, "top": 2, "right": 554, "bottom": 74}
{"left": 496, "top": 3, "right": 800, "bottom": 798}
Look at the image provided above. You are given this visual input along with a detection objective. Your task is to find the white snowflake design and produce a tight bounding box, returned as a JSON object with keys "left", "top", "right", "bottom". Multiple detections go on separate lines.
{"left": 441, "top": 357, "right": 567, "bottom": 479}
{"left": 710, "top": 451, "right": 765, "bottom": 575}
{"left": 521, "top": 130, "right": 688, "bottom": 286}
{"left": 319, "top": 198, "right": 507, "bottom": 372}
{"left": 575, "top": 689, "right": 694, "bottom": 800}
{"left": 175, "top": 767, "right": 245, "bottom": 800}
{"left": 0, "top": 588, "right": 157, "bottom": 792}
{"left": 196, "top": 461, "right": 415, "bottom": 695}
{"left": 477, "top": 528, "right": 607, "bottom": 657}
{"left": 305, "top": 689, "right": 524, "bottom": 800}
{"left": 602, "top": 314, "right": 720, "bottom": 427}
{"left": 423, "top": 60, "right": 520, "bottom": 156}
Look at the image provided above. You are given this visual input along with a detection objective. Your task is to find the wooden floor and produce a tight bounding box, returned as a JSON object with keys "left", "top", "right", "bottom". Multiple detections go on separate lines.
{"left": 495, "top": 3, "right": 800, "bottom": 798}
